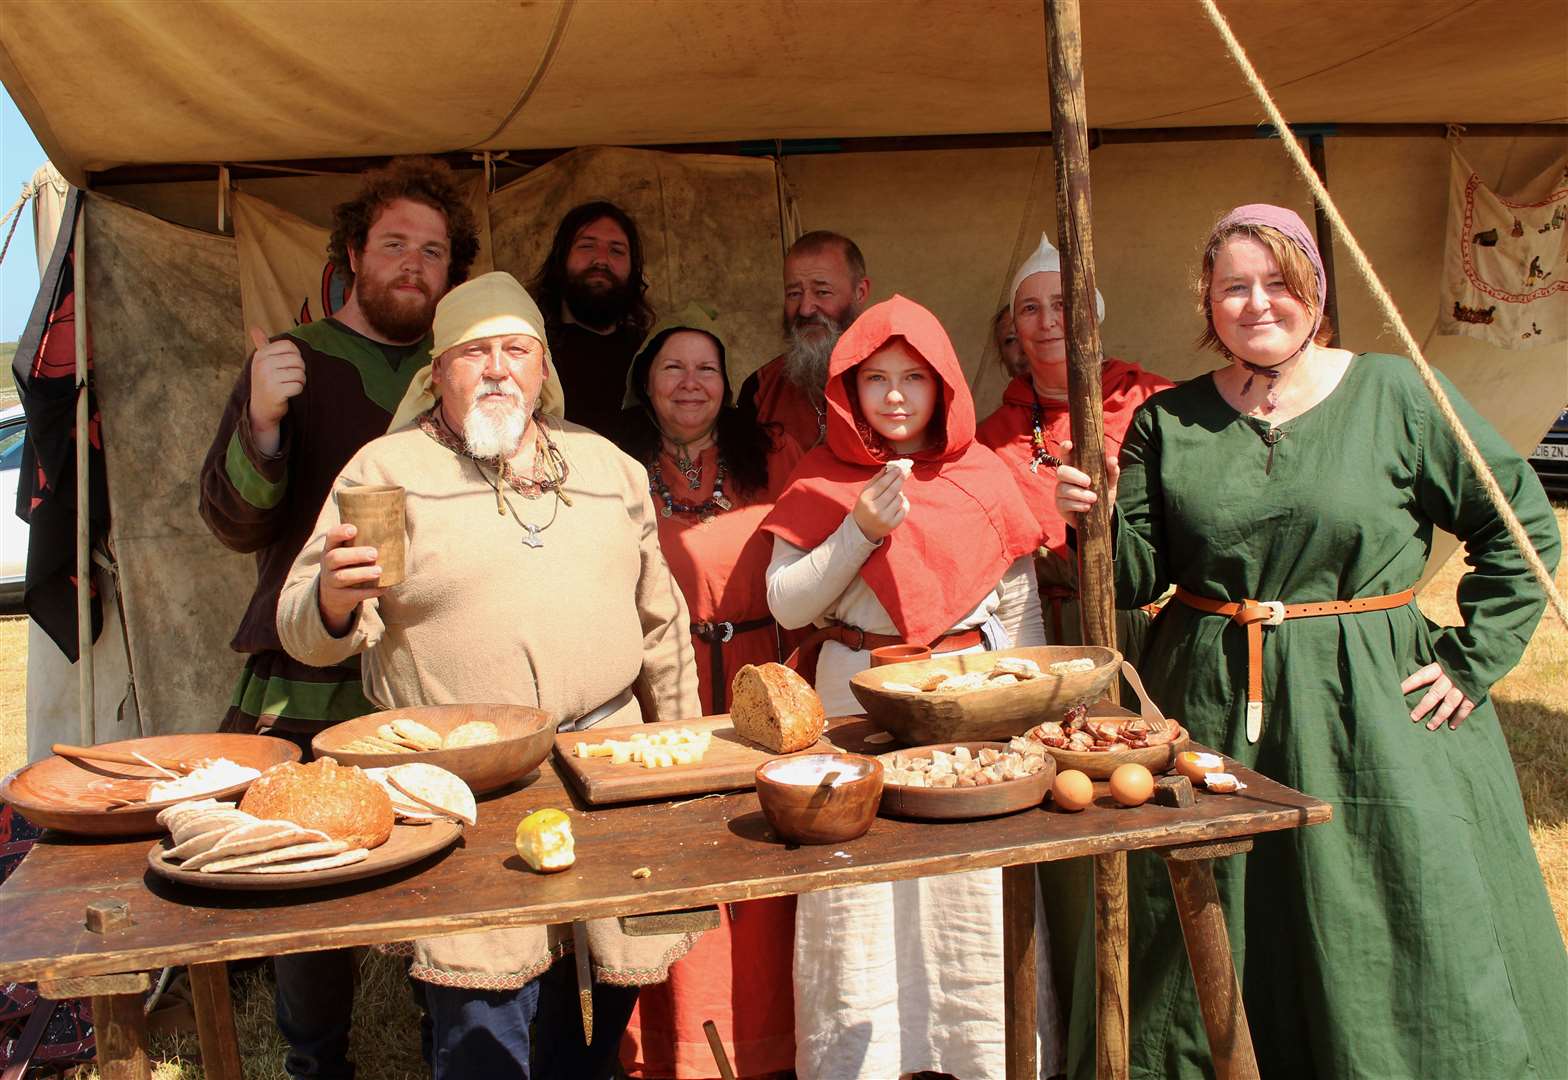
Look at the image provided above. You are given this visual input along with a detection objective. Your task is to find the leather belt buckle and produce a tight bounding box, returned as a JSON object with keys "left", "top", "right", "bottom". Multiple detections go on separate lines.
{"left": 1259, "top": 600, "right": 1285, "bottom": 626}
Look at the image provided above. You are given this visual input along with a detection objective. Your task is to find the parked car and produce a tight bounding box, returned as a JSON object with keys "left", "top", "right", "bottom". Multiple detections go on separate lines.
{"left": 1529, "top": 406, "right": 1568, "bottom": 499}
{"left": 1, "top": 404, "right": 25, "bottom": 610}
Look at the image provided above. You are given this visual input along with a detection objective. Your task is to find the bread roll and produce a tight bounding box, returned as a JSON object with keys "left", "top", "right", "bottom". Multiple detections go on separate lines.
{"left": 729, "top": 663, "right": 826, "bottom": 754}
{"left": 239, "top": 758, "right": 394, "bottom": 850}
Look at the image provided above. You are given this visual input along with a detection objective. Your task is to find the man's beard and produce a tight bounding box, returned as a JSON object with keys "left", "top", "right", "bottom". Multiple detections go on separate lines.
{"left": 781, "top": 307, "right": 859, "bottom": 397}
{"left": 563, "top": 267, "right": 637, "bottom": 331}
{"left": 463, "top": 378, "right": 530, "bottom": 460}
{"left": 355, "top": 269, "right": 439, "bottom": 342}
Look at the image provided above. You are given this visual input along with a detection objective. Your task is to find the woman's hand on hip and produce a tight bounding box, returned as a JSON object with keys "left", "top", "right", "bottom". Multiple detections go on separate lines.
{"left": 1401, "top": 662, "right": 1477, "bottom": 731}
{"left": 852, "top": 465, "right": 909, "bottom": 542}
{"left": 1052, "top": 439, "right": 1120, "bottom": 525}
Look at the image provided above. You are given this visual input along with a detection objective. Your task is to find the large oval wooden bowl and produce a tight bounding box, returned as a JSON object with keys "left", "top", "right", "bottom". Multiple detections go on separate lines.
{"left": 314, "top": 704, "right": 555, "bottom": 795}
{"left": 0, "top": 734, "right": 301, "bottom": 837}
{"left": 848, "top": 645, "right": 1121, "bottom": 746}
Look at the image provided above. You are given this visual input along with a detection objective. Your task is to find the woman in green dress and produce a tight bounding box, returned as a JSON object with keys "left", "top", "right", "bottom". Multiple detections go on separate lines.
{"left": 1054, "top": 203, "right": 1564, "bottom": 1079}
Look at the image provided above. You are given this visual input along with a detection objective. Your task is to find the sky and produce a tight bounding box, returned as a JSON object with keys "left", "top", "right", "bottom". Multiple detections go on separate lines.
{"left": 1, "top": 85, "right": 47, "bottom": 344}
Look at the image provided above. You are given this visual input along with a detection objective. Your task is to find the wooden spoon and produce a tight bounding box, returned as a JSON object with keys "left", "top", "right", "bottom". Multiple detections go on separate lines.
{"left": 51, "top": 743, "right": 199, "bottom": 775}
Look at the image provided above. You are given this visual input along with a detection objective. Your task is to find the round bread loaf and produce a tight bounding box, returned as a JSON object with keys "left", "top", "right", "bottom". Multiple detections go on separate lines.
{"left": 239, "top": 758, "right": 394, "bottom": 850}
{"left": 729, "top": 662, "right": 827, "bottom": 753}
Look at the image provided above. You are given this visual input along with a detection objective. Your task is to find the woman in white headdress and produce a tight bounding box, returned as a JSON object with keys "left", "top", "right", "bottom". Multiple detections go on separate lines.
{"left": 976, "top": 234, "right": 1172, "bottom": 646}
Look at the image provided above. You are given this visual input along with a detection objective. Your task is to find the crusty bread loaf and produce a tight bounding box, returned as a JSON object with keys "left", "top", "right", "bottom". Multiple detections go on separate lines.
{"left": 239, "top": 758, "right": 394, "bottom": 850}
{"left": 729, "top": 663, "right": 826, "bottom": 753}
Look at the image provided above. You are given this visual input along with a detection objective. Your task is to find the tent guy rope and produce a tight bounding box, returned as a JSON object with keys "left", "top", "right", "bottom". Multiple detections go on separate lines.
{"left": 1197, "top": 0, "right": 1568, "bottom": 629}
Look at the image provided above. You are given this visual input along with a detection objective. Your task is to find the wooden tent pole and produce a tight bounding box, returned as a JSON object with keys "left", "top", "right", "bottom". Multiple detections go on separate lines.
{"left": 1043, "top": 3, "right": 1128, "bottom": 1079}
{"left": 1306, "top": 134, "right": 1341, "bottom": 347}
{"left": 72, "top": 199, "right": 95, "bottom": 746}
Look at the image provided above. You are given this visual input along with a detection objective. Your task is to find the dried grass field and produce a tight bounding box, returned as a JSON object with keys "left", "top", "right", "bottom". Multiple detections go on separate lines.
{"left": 2, "top": 506, "right": 1564, "bottom": 1077}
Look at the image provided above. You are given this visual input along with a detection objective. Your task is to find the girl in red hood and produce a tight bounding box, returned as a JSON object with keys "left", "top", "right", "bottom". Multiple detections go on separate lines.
{"left": 762, "top": 295, "right": 1060, "bottom": 1079}
{"left": 762, "top": 295, "right": 1046, "bottom": 702}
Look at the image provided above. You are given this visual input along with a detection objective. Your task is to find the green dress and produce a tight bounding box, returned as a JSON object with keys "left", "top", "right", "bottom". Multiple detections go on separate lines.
{"left": 1060, "top": 354, "right": 1564, "bottom": 1080}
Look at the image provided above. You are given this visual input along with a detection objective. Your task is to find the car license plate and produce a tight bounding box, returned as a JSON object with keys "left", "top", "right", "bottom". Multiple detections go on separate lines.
{"left": 1532, "top": 442, "right": 1568, "bottom": 460}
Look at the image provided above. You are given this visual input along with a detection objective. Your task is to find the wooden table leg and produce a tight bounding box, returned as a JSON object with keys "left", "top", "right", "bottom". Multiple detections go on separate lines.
{"left": 189, "top": 961, "right": 244, "bottom": 1080}
{"left": 89, "top": 993, "right": 151, "bottom": 1080}
{"left": 1162, "top": 855, "right": 1260, "bottom": 1080}
{"left": 1094, "top": 851, "right": 1130, "bottom": 1080}
{"left": 1002, "top": 862, "right": 1038, "bottom": 1080}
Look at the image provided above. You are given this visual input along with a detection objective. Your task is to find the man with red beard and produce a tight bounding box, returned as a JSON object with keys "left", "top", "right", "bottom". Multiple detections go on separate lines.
{"left": 738, "top": 230, "right": 871, "bottom": 451}
{"left": 529, "top": 200, "right": 655, "bottom": 437}
{"left": 198, "top": 156, "right": 478, "bottom": 1080}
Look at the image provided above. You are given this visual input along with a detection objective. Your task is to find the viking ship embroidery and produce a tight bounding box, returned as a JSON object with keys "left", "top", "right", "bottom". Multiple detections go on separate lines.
{"left": 1452, "top": 301, "right": 1497, "bottom": 324}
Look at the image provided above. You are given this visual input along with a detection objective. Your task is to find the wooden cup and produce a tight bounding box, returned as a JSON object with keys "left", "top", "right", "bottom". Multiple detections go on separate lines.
{"left": 870, "top": 643, "right": 932, "bottom": 667}
{"left": 336, "top": 484, "right": 407, "bottom": 587}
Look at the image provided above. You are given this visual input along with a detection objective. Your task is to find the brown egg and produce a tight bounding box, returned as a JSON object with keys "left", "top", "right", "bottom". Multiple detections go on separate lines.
{"left": 1052, "top": 769, "right": 1095, "bottom": 812}
{"left": 1174, "top": 751, "right": 1224, "bottom": 784}
{"left": 1109, "top": 763, "right": 1154, "bottom": 807}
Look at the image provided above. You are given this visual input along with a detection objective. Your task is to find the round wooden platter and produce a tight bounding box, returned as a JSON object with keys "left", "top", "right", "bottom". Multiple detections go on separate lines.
{"left": 876, "top": 741, "right": 1056, "bottom": 821}
{"left": 0, "top": 734, "right": 301, "bottom": 837}
{"left": 147, "top": 819, "right": 463, "bottom": 892}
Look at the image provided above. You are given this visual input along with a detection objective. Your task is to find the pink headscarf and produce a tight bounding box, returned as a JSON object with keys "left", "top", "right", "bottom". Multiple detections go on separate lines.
{"left": 1210, "top": 203, "right": 1328, "bottom": 341}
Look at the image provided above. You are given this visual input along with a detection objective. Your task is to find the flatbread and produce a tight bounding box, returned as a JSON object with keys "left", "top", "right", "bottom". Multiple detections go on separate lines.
{"left": 342, "top": 735, "right": 413, "bottom": 755}
{"left": 225, "top": 848, "right": 370, "bottom": 875}
{"left": 390, "top": 718, "right": 443, "bottom": 751}
{"left": 386, "top": 763, "right": 476, "bottom": 827}
{"left": 363, "top": 768, "right": 446, "bottom": 821}
{"left": 181, "top": 821, "right": 325, "bottom": 870}
{"left": 376, "top": 724, "right": 426, "bottom": 751}
{"left": 156, "top": 798, "right": 224, "bottom": 830}
{"left": 442, "top": 721, "right": 499, "bottom": 749}
{"left": 164, "top": 826, "right": 237, "bottom": 862}
{"left": 171, "top": 809, "right": 254, "bottom": 846}
{"left": 200, "top": 839, "right": 350, "bottom": 874}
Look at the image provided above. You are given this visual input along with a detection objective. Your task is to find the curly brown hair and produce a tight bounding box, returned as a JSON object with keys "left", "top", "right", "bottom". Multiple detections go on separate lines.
{"left": 327, "top": 156, "right": 481, "bottom": 288}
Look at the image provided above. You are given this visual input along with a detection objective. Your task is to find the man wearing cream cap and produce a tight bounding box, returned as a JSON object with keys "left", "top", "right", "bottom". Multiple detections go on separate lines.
{"left": 278, "top": 271, "right": 701, "bottom": 1077}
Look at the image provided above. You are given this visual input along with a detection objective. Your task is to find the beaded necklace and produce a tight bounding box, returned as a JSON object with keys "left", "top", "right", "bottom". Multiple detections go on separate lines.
{"left": 1029, "top": 397, "right": 1065, "bottom": 473}
{"left": 649, "top": 452, "right": 733, "bottom": 522}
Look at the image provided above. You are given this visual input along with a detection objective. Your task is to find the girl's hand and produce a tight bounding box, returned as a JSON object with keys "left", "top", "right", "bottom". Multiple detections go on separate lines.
{"left": 1052, "top": 439, "right": 1120, "bottom": 525}
{"left": 1400, "top": 662, "right": 1477, "bottom": 731}
{"left": 852, "top": 464, "right": 910, "bottom": 542}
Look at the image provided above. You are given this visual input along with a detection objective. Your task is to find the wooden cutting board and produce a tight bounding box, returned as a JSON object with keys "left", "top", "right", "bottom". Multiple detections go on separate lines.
{"left": 553, "top": 714, "right": 839, "bottom": 805}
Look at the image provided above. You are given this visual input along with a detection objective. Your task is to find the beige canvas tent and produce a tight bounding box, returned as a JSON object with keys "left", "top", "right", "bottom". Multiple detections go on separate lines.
{"left": 1, "top": 0, "right": 1564, "bottom": 744}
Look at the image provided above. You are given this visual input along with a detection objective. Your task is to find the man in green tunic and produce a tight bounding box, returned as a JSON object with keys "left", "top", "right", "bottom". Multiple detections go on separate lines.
{"left": 1054, "top": 204, "right": 1564, "bottom": 1079}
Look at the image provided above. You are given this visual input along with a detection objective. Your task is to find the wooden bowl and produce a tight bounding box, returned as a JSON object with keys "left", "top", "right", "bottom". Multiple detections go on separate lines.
{"left": 0, "top": 734, "right": 301, "bottom": 837}
{"left": 848, "top": 645, "right": 1121, "bottom": 746}
{"left": 314, "top": 704, "right": 555, "bottom": 795}
{"left": 754, "top": 753, "right": 884, "bottom": 845}
{"left": 877, "top": 741, "right": 1056, "bottom": 820}
{"left": 1044, "top": 704, "right": 1191, "bottom": 780}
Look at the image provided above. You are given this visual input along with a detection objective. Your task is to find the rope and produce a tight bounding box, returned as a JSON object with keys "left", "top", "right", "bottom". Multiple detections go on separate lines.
{"left": 0, "top": 186, "right": 32, "bottom": 269}
{"left": 1197, "top": 0, "right": 1567, "bottom": 629}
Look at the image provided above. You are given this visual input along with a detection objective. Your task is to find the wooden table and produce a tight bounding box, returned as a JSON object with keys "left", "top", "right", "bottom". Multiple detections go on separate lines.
{"left": 0, "top": 724, "right": 1329, "bottom": 1080}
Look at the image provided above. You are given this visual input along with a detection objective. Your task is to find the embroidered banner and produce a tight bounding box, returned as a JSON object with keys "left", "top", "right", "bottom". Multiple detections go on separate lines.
{"left": 1439, "top": 146, "right": 1568, "bottom": 349}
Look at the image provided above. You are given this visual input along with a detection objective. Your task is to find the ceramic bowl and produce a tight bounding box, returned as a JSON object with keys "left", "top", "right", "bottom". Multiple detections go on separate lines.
{"left": 753, "top": 753, "right": 883, "bottom": 844}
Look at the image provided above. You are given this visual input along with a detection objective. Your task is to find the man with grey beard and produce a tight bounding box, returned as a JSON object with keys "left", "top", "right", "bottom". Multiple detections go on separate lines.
{"left": 279, "top": 271, "right": 699, "bottom": 1079}
{"left": 738, "top": 230, "right": 870, "bottom": 452}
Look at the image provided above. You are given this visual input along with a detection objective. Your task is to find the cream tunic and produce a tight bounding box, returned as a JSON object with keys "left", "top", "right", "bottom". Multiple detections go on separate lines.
{"left": 279, "top": 417, "right": 703, "bottom": 988}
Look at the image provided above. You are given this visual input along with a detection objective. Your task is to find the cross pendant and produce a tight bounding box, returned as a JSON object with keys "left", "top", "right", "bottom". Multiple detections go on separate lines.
{"left": 522, "top": 525, "right": 544, "bottom": 549}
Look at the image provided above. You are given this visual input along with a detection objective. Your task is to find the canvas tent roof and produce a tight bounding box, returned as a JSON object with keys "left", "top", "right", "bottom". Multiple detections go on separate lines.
{"left": 2, "top": 0, "right": 1564, "bottom": 186}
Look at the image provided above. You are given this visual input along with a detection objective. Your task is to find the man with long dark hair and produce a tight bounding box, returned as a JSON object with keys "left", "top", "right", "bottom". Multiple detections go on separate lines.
{"left": 738, "top": 230, "right": 870, "bottom": 452}
{"left": 529, "top": 200, "right": 655, "bottom": 437}
{"left": 198, "top": 155, "right": 479, "bottom": 1080}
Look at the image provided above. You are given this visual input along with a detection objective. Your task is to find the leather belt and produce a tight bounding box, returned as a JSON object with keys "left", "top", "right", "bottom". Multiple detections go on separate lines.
{"left": 784, "top": 624, "right": 986, "bottom": 685}
{"left": 691, "top": 617, "right": 776, "bottom": 712}
{"left": 1173, "top": 586, "right": 1415, "bottom": 742}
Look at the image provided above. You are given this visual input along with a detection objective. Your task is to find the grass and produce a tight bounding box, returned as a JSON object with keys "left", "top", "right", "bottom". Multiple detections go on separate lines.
{"left": 9, "top": 510, "right": 1567, "bottom": 1076}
